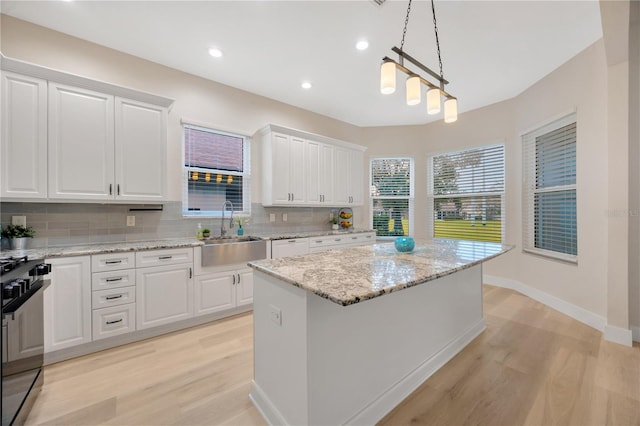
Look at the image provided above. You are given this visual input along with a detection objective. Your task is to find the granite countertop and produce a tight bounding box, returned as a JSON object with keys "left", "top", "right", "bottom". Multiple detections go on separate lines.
{"left": 0, "top": 229, "right": 376, "bottom": 259}
{"left": 257, "top": 228, "right": 375, "bottom": 240}
{"left": 0, "top": 238, "right": 205, "bottom": 259}
{"left": 248, "top": 239, "right": 513, "bottom": 306}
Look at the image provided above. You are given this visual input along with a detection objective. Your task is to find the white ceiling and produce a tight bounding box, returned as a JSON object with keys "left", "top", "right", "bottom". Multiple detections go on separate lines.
{"left": 1, "top": 0, "right": 603, "bottom": 127}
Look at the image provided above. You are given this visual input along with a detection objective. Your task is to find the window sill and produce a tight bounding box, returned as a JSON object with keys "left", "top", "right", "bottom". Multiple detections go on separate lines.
{"left": 523, "top": 247, "right": 577, "bottom": 264}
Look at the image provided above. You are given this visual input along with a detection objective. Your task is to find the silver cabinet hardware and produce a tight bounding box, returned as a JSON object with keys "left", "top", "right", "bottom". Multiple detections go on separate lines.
{"left": 158, "top": 255, "right": 172, "bottom": 260}
{"left": 287, "top": 240, "right": 297, "bottom": 243}
{"left": 232, "top": 274, "right": 236, "bottom": 285}
{"left": 189, "top": 267, "right": 192, "bottom": 279}
{"left": 105, "top": 260, "right": 122, "bottom": 265}
{"left": 105, "top": 277, "right": 123, "bottom": 282}
{"left": 105, "top": 295, "right": 123, "bottom": 300}
{"left": 106, "top": 318, "right": 123, "bottom": 325}
{"left": 109, "top": 184, "right": 113, "bottom": 195}
{"left": 117, "top": 184, "right": 120, "bottom": 195}
{"left": 237, "top": 273, "right": 241, "bottom": 284}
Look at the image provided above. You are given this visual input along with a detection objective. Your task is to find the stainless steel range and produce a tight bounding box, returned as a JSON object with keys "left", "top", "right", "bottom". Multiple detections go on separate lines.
{"left": 1, "top": 255, "right": 50, "bottom": 426}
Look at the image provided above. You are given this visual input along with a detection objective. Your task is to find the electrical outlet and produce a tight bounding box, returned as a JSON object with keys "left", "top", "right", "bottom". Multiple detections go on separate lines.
{"left": 282, "top": 213, "right": 288, "bottom": 222}
{"left": 126, "top": 216, "right": 135, "bottom": 227}
{"left": 11, "top": 216, "right": 27, "bottom": 227}
{"left": 269, "top": 304, "right": 282, "bottom": 326}
{"left": 269, "top": 213, "right": 276, "bottom": 223}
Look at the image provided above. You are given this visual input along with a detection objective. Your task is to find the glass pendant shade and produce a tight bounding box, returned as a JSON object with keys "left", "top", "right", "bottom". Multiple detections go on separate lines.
{"left": 406, "top": 75, "right": 421, "bottom": 105}
{"left": 380, "top": 61, "right": 396, "bottom": 94}
{"left": 426, "top": 88, "right": 441, "bottom": 114}
{"left": 444, "top": 98, "right": 458, "bottom": 123}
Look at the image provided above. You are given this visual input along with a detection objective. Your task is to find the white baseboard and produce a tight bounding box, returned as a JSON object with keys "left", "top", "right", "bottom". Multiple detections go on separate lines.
{"left": 249, "top": 382, "right": 289, "bottom": 426}
{"left": 484, "top": 274, "right": 637, "bottom": 345}
{"left": 345, "top": 320, "right": 486, "bottom": 426}
{"left": 604, "top": 325, "right": 633, "bottom": 347}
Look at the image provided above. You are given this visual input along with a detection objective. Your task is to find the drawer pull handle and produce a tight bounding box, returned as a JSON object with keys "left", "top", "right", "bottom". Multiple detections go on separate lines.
{"left": 106, "top": 319, "right": 123, "bottom": 325}
{"left": 106, "top": 295, "right": 123, "bottom": 300}
{"left": 334, "top": 239, "right": 341, "bottom": 242}
{"left": 105, "top": 260, "right": 122, "bottom": 265}
{"left": 158, "top": 256, "right": 173, "bottom": 260}
{"left": 315, "top": 240, "right": 323, "bottom": 243}
{"left": 106, "top": 277, "right": 123, "bottom": 282}
{"left": 352, "top": 237, "right": 358, "bottom": 240}
{"left": 287, "top": 240, "right": 297, "bottom": 243}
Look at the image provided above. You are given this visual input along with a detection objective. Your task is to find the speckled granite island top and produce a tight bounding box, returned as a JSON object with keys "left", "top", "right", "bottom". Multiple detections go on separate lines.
{"left": 249, "top": 239, "right": 513, "bottom": 306}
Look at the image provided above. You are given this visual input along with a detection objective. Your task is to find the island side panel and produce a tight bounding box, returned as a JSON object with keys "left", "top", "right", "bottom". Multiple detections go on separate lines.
{"left": 306, "top": 264, "right": 484, "bottom": 425}
{"left": 250, "top": 271, "right": 309, "bottom": 425}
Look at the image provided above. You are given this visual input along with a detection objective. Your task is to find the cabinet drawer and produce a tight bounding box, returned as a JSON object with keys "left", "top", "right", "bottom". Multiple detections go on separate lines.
{"left": 309, "top": 235, "right": 347, "bottom": 248}
{"left": 92, "top": 303, "right": 135, "bottom": 340}
{"left": 92, "top": 286, "right": 135, "bottom": 309}
{"left": 92, "top": 252, "right": 136, "bottom": 272}
{"left": 136, "top": 247, "right": 193, "bottom": 268}
{"left": 271, "top": 238, "right": 309, "bottom": 259}
{"left": 92, "top": 269, "right": 135, "bottom": 290}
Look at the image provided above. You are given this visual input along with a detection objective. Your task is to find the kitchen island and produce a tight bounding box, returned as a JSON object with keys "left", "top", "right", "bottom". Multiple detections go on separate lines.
{"left": 248, "top": 239, "right": 512, "bottom": 426}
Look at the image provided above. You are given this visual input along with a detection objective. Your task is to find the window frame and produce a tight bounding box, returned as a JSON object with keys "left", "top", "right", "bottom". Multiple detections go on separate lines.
{"left": 521, "top": 112, "right": 577, "bottom": 263}
{"left": 182, "top": 122, "right": 251, "bottom": 218}
{"left": 427, "top": 143, "right": 506, "bottom": 243}
{"left": 369, "top": 157, "right": 415, "bottom": 238}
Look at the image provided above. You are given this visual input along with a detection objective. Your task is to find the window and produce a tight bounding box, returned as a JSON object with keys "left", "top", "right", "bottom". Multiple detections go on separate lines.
{"left": 183, "top": 123, "right": 251, "bottom": 217}
{"left": 522, "top": 113, "right": 577, "bottom": 261}
{"left": 428, "top": 144, "right": 505, "bottom": 242}
{"left": 370, "top": 158, "right": 414, "bottom": 237}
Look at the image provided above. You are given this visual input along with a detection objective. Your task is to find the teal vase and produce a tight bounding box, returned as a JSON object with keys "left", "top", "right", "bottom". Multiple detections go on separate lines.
{"left": 237, "top": 225, "right": 244, "bottom": 236}
{"left": 394, "top": 237, "right": 415, "bottom": 252}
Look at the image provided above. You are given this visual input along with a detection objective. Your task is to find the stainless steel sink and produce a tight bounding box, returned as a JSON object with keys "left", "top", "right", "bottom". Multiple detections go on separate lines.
{"left": 201, "top": 236, "right": 267, "bottom": 267}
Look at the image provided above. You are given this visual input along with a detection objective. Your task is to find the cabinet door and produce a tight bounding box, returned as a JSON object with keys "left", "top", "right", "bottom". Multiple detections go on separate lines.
{"left": 271, "top": 133, "right": 291, "bottom": 204}
{"left": 236, "top": 268, "right": 254, "bottom": 306}
{"left": 350, "top": 149, "right": 364, "bottom": 205}
{"left": 136, "top": 263, "right": 193, "bottom": 330}
{"left": 289, "top": 136, "right": 306, "bottom": 204}
{"left": 334, "top": 146, "right": 351, "bottom": 204}
{"left": 115, "top": 98, "right": 167, "bottom": 201}
{"left": 306, "top": 140, "right": 321, "bottom": 205}
{"left": 271, "top": 239, "right": 310, "bottom": 259}
{"left": 320, "top": 143, "right": 335, "bottom": 205}
{"left": 44, "top": 256, "right": 92, "bottom": 352}
{"left": 1, "top": 72, "right": 48, "bottom": 199}
{"left": 48, "top": 83, "right": 114, "bottom": 200}
{"left": 194, "top": 272, "right": 235, "bottom": 316}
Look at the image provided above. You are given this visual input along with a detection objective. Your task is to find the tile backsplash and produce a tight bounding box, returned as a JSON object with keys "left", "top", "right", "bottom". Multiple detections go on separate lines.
{"left": 0, "top": 202, "right": 363, "bottom": 249}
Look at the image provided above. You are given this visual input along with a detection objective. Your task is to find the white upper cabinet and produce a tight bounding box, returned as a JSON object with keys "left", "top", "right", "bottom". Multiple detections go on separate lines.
{"left": 115, "top": 97, "right": 167, "bottom": 201}
{"left": 334, "top": 147, "right": 364, "bottom": 205}
{"left": 258, "top": 124, "right": 366, "bottom": 207}
{"left": 1, "top": 72, "right": 48, "bottom": 199}
{"left": 48, "top": 83, "right": 115, "bottom": 200}
{"left": 0, "top": 58, "right": 173, "bottom": 203}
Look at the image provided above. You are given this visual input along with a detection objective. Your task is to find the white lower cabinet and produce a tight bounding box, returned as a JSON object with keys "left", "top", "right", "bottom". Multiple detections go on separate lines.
{"left": 92, "top": 303, "right": 135, "bottom": 341}
{"left": 194, "top": 266, "right": 254, "bottom": 316}
{"left": 136, "top": 262, "right": 194, "bottom": 330}
{"left": 271, "top": 238, "right": 310, "bottom": 259}
{"left": 44, "top": 256, "right": 92, "bottom": 352}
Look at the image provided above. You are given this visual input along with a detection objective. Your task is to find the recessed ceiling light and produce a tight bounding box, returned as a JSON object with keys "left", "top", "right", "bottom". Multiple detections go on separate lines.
{"left": 208, "top": 48, "right": 223, "bottom": 58}
{"left": 301, "top": 81, "right": 312, "bottom": 90}
{"left": 356, "top": 40, "right": 369, "bottom": 51}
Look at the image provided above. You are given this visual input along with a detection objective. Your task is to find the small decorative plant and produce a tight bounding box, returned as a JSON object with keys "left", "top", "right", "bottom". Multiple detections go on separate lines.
{"left": 1, "top": 224, "right": 35, "bottom": 239}
{"left": 202, "top": 228, "right": 211, "bottom": 238}
{"left": 329, "top": 216, "right": 339, "bottom": 229}
{"left": 236, "top": 217, "right": 250, "bottom": 227}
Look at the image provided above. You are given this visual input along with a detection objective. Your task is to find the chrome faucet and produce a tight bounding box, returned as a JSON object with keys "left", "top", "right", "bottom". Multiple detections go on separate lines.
{"left": 220, "top": 200, "right": 235, "bottom": 237}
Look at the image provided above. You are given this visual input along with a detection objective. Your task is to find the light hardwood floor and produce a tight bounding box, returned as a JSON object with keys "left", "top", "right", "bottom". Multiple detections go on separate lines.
{"left": 26, "top": 285, "right": 640, "bottom": 426}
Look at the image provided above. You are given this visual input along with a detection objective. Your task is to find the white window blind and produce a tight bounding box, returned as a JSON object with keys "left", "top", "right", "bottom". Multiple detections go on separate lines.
{"left": 183, "top": 123, "right": 251, "bottom": 217}
{"left": 522, "top": 113, "right": 577, "bottom": 261}
{"left": 428, "top": 144, "right": 505, "bottom": 242}
{"left": 370, "top": 158, "right": 414, "bottom": 237}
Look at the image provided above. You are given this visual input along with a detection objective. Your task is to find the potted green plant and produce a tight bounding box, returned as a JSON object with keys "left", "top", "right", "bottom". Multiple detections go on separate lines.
{"left": 329, "top": 216, "right": 339, "bottom": 230}
{"left": 1, "top": 224, "right": 35, "bottom": 250}
{"left": 202, "top": 228, "right": 211, "bottom": 238}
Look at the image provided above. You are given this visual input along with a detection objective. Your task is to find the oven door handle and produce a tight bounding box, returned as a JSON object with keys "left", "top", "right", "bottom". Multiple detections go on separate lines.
{"left": 2, "top": 280, "right": 50, "bottom": 321}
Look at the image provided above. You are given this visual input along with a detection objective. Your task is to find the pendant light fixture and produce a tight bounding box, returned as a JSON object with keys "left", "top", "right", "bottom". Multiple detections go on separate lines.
{"left": 380, "top": 0, "right": 457, "bottom": 123}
